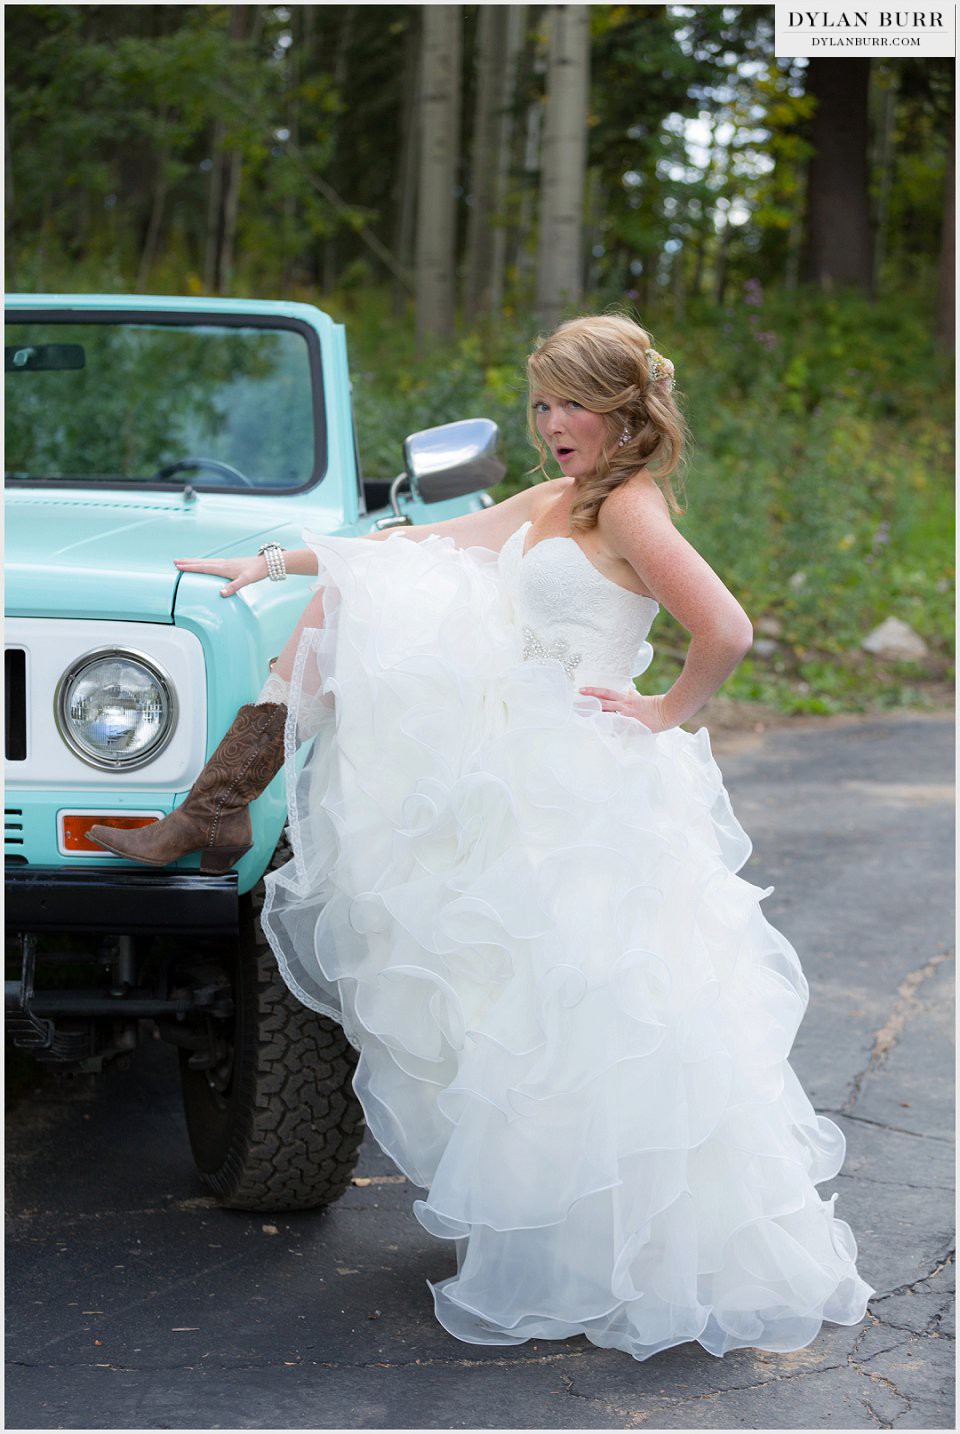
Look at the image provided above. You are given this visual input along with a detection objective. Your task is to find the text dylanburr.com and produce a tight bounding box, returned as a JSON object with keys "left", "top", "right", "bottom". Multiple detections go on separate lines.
{"left": 774, "top": 6, "right": 956, "bottom": 56}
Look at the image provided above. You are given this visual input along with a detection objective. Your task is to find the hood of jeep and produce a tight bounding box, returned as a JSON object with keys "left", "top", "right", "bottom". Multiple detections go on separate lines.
{"left": 4, "top": 489, "right": 297, "bottom": 622}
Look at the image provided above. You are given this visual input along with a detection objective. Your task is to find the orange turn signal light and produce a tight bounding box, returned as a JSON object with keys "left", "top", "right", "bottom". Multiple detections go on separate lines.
{"left": 62, "top": 815, "right": 160, "bottom": 852}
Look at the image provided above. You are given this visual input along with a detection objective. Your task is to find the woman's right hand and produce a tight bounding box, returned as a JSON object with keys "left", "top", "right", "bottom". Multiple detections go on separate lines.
{"left": 173, "top": 554, "right": 268, "bottom": 597}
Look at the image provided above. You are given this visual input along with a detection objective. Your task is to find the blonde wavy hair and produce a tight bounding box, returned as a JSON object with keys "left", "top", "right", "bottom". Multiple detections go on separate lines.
{"left": 526, "top": 314, "right": 688, "bottom": 529}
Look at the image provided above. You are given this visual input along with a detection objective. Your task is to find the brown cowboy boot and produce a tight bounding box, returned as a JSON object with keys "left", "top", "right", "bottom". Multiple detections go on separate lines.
{"left": 86, "top": 702, "right": 288, "bottom": 873}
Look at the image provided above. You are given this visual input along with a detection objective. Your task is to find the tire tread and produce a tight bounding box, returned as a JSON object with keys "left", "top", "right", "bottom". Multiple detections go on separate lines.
{"left": 186, "top": 837, "right": 366, "bottom": 1213}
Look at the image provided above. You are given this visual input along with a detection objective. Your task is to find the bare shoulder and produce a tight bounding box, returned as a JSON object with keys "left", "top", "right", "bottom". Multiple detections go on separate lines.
{"left": 529, "top": 476, "right": 576, "bottom": 522}
{"left": 597, "top": 472, "right": 674, "bottom": 552}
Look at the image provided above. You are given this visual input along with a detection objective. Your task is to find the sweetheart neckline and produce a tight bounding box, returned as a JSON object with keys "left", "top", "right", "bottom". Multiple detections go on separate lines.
{"left": 516, "top": 521, "right": 658, "bottom": 607}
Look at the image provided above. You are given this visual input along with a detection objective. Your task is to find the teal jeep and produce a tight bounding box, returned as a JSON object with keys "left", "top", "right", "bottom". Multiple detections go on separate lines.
{"left": 4, "top": 293, "right": 498, "bottom": 1210}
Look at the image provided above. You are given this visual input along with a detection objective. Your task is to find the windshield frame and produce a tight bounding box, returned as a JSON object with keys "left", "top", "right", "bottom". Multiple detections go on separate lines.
{"left": 4, "top": 306, "right": 328, "bottom": 496}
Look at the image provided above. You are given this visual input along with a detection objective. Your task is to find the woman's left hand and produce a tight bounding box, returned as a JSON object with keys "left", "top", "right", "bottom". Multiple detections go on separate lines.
{"left": 578, "top": 687, "right": 671, "bottom": 732}
{"left": 173, "top": 554, "right": 268, "bottom": 596}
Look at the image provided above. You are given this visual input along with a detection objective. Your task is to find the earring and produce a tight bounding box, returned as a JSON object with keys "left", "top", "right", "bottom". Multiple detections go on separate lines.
{"left": 617, "top": 424, "right": 631, "bottom": 448}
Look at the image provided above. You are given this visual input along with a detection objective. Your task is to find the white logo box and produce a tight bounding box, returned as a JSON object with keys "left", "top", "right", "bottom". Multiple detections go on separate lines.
{"left": 775, "top": 5, "right": 956, "bottom": 56}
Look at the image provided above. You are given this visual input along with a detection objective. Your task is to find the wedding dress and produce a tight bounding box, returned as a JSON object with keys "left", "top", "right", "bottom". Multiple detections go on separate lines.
{"left": 260, "top": 520, "right": 874, "bottom": 1361}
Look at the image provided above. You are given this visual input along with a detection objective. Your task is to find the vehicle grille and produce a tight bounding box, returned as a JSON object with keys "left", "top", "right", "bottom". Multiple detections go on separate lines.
{"left": 5, "top": 649, "right": 27, "bottom": 760}
{"left": 5, "top": 808, "right": 25, "bottom": 861}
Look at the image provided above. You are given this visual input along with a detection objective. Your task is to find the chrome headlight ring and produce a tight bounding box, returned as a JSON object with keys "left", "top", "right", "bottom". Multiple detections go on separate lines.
{"left": 54, "top": 646, "right": 179, "bottom": 771}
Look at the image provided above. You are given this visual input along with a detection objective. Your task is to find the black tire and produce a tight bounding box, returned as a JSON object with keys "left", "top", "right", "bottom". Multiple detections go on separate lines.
{"left": 178, "top": 839, "right": 366, "bottom": 1212}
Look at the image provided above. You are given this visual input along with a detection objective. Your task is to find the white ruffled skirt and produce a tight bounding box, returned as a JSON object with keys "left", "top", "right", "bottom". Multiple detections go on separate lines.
{"left": 260, "top": 530, "right": 874, "bottom": 1361}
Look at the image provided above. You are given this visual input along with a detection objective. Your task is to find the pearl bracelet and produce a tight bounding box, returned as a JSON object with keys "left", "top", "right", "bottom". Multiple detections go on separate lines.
{"left": 258, "top": 542, "right": 287, "bottom": 581}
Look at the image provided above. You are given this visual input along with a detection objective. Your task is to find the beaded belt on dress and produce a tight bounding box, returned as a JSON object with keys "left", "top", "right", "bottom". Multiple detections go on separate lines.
{"left": 521, "top": 624, "right": 582, "bottom": 679}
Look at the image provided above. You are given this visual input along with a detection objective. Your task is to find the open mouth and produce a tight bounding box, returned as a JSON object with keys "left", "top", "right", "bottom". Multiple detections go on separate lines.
{"left": 556, "top": 447, "right": 574, "bottom": 459}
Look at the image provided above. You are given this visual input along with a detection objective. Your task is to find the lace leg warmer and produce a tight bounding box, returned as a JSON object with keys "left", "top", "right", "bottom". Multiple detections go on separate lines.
{"left": 255, "top": 672, "right": 329, "bottom": 742}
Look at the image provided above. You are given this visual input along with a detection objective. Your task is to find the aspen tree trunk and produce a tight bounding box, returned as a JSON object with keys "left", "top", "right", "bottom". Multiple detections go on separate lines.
{"left": 535, "top": 5, "right": 589, "bottom": 330}
{"left": 136, "top": 139, "right": 170, "bottom": 292}
{"left": 692, "top": 233, "right": 706, "bottom": 298}
{"left": 281, "top": 5, "right": 302, "bottom": 289}
{"left": 6, "top": 123, "right": 16, "bottom": 290}
{"left": 706, "top": 125, "right": 731, "bottom": 307}
{"left": 323, "top": 5, "right": 354, "bottom": 294}
{"left": 464, "top": 5, "right": 501, "bottom": 317}
{"left": 415, "top": 5, "right": 463, "bottom": 352}
{"left": 713, "top": 221, "right": 730, "bottom": 307}
{"left": 464, "top": 5, "right": 524, "bottom": 318}
{"left": 514, "top": 35, "right": 546, "bottom": 293}
{"left": 870, "top": 67, "right": 898, "bottom": 294}
{"left": 303, "top": 4, "right": 317, "bottom": 285}
{"left": 204, "top": 6, "right": 256, "bottom": 293}
{"left": 219, "top": 144, "right": 243, "bottom": 292}
{"left": 391, "top": 12, "right": 421, "bottom": 316}
{"left": 671, "top": 244, "right": 686, "bottom": 326}
{"left": 784, "top": 189, "right": 804, "bottom": 290}
{"left": 582, "top": 167, "right": 602, "bottom": 294}
{"left": 936, "top": 123, "right": 954, "bottom": 352}
{"left": 203, "top": 116, "right": 225, "bottom": 292}
{"left": 488, "top": 5, "right": 525, "bottom": 313}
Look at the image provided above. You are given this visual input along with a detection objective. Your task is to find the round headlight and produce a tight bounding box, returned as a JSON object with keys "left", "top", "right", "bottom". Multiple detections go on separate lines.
{"left": 55, "top": 649, "right": 177, "bottom": 770}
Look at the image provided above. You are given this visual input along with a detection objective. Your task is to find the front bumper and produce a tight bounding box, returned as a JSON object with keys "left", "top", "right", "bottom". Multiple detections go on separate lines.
{"left": 4, "top": 866, "right": 239, "bottom": 934}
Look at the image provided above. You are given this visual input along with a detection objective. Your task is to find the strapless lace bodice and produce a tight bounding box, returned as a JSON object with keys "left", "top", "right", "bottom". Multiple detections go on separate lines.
{"left": 500, "top": 521, "right": 658, "bottom": 693}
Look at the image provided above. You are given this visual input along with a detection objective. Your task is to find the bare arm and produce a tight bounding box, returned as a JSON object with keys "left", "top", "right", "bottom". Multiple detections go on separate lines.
{"left": 174, "top": 484, "right": 545, "bottom": 594}
{"left": 582, "top": 479, "right": 753, "bottom": 729}
{"left": 362, "top": 484, "right": 540, "bottom": 549}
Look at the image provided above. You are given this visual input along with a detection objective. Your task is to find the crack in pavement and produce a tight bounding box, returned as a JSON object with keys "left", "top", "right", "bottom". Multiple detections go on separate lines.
{"left": 12, "top": 1312, "right": 951, "bottom": 1430}
{"left": 557, "top": 1370, "right": 651, "bottom": 1427}
{"left": 847, "top": 1320, "right": 913, "bottom": 1429}
{"left": 12, "top": 1262, "right": 953, "bottom": 1410}
{"left": 10, "top": 1248, "right": 953, "bottom": 1426}
{"left": 857, "top": 1335, "right": 932, "bottom": 1364}
{"left": 872, "top": 1246, "right": 955, "bottom": 1302}
{"left": 842, "top": 950, "right": 953, "bottom": 1115}
{"left": 834, "top": 1172, "right": 954, "bottom": 1193}
{"left": 880, "top": 1321, "right": 955, "bottom": 1342}
{"left": 872, "top": 1303, "right": 955, "bottom": 1342}
{"left": 820, "top": 1110, "right": 953, "bottom": 1144}
{"left": 555, "top": 1358, "right": 864, "bottom": 1425}
{"left": 9, "top": 1349, "right": 594, "bottom": 1375}
{"left": 11, "top": 1339, "right": 939, "bottom": 1433}
{"left": 546, "top": 1312, "right": 950, "bottom": 1430}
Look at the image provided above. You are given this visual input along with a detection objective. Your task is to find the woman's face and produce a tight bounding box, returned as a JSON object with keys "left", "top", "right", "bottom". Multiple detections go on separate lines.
{"left": 531, "top": 392, "right": 610, "bottom": 481}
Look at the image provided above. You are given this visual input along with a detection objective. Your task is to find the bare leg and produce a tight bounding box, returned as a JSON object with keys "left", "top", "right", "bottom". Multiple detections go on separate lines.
{"left": 271, "top": 588, "right": 327, "bottom": 682}
{"left": 256, "top": 589, "right": 331, "bottom": 740}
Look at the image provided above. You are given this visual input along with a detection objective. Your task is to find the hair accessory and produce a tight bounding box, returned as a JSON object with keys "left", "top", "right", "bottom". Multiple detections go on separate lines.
{"left": 258, "top": 542, "right": 287, "bottom": 581}
{"left": 617, "top": 424, "right": 631, "bottom": 448}
{"left": 646, "top": 349, "right": 675, "bottom": 388}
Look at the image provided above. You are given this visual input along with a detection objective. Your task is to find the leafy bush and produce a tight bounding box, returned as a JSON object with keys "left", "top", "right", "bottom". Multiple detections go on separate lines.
{"left": 344, "top": 282, "right": 954, "bottom": 714}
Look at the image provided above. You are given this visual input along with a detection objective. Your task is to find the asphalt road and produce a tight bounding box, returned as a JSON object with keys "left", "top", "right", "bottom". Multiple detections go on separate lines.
{"left": 5, "top": 712, "right": 955, "bottom": 1431}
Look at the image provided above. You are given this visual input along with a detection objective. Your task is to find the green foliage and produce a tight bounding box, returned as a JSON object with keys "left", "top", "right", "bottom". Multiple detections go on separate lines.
{"left": 5, "top": 4, "right": 953, "bottom": 316}
{"left": 343, "top": 295, "right": 537, "bottom": 482}
{"left": 346, "top": 280, "right": 953, "bottom": 715}
{"left": 4, "top": 6, "right": 953, "bottom": 717}
{"left": 6, "top": 4, "right": 350, "bottom": 294}
{"left": 656, "top": 282, "right": 953, "bottom": 709}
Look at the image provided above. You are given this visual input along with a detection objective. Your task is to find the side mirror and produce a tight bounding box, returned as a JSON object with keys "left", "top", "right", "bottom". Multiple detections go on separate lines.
{"left": 403, "top": 418, "right": 505, "bottom": 504}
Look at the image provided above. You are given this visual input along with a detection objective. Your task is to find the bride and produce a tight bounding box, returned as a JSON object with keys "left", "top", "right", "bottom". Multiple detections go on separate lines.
{"left": 88, "top": 314, "right": 874, "bottom": 1361}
